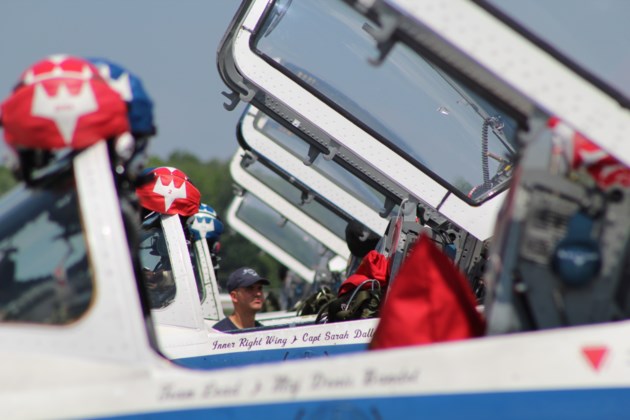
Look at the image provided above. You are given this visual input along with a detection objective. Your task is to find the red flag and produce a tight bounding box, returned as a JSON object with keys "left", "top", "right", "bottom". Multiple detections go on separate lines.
{"left": 369, "top": 234, "right": 485, "bottom": 350}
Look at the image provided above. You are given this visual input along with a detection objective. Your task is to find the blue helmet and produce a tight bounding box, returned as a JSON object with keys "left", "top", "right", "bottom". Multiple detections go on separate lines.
{"left": 88, "top": 57, "right": 155, "bottom": 137}
{"left": 187, "top": 203, "right": 225, "bottom": 243}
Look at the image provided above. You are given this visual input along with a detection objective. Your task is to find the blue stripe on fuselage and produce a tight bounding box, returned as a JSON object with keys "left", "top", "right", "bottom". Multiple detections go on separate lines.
{"left": 107, "top": 387, "right": 630, "bottom": 419}
{"left": 172, "top": 343, "right": 368, "bottom": 369}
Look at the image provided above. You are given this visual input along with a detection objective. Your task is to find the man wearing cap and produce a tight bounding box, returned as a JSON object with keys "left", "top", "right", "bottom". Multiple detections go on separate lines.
{"left": 213, "top": 267, "right": 270, "bottom": 332}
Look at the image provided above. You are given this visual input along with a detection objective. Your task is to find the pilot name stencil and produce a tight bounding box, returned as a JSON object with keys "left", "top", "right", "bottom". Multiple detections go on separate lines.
{"left": 209, "top": 327, "right": 375, "bottom": 353}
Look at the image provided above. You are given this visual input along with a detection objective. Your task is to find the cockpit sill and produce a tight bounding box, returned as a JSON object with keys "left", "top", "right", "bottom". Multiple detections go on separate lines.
{"left": 136, "top": 157, "right": 384, "bottom": 369}
{"left": 145, "top": 193, "right": 376, "bottom": 368}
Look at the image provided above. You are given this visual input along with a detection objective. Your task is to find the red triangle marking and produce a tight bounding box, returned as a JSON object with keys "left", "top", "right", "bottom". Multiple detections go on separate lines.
{"left": 581, "top": 346, "right": 608, "bottom": 371}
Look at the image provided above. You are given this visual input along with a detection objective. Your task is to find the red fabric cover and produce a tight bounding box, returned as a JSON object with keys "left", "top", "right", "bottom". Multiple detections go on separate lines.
{"left": 1, "top": 55, "right": 128, "bottom": 150}
{"left": 338, "top": 250, "right": 389, "bottom": 296}
{"left": 136, "top": 167, "right": 201, "bottom": 217}
{"left": 549, "top": 116, "right": 630, "bottom": 188}
{"left": 369, "top": 234, "right": 485, "bottom": 350}
{"left": 18, "top": 55, "right": 97, "bottom": 84}
{"left": 571, "top": 131, "right": 630, "bottom": 187}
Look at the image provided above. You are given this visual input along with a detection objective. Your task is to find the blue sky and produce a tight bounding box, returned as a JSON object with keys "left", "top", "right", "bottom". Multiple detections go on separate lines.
{"left": 0, "top": 0, "right": 246, "bottom": 162}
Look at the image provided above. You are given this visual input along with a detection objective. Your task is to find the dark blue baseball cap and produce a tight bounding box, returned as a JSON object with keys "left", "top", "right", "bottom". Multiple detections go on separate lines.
{"left": 227, "top": 267, "right": 270, "bottom": 293}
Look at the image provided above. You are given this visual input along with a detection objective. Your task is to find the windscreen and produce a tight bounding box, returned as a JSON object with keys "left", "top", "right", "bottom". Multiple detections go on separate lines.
{"left": 190, "top": 245, "right": 207, "bottom": 305}
{"left": 0, "top": 182, "right": 92, "bottom": 324}
{"left": 253, "top": 0, "right": 519, "bottom": 202}
{"left": 139, "top": 222, "right": 177, "bottom": 310}
{"left": 236, "top": 193, "right": 331, "bottom": 269}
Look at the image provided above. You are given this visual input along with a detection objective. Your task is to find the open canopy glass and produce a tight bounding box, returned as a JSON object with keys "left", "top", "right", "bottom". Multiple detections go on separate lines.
{"left": 217, "top": 0, "right": 530, "bottom": 240}
{"left": 230, "top": 152, "right": 350, "bottom": 259}
{"left": 227, "top": 192, "right": 343, "bottom": 282}
{"left": 253, "top": 0, "right": 518, "bottom": 203}
{"left": 238, "top": 105, "right": 389, "bottom": 237}
{"left": 241, "top": 157, "right": 349, "bottom": 240}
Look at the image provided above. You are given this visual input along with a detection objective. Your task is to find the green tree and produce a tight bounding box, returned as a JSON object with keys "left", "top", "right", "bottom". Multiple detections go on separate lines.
{"left": 0, "top": 167, "right": 17, "bottom": 193}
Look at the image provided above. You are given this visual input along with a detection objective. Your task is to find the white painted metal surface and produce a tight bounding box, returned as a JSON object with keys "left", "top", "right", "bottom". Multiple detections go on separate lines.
{"left": 192, "top": 239, "right": 225, "bottom": 321}
{"left": 0, "top": 142, "right": 156, "bottom": 365}
{"left": 151, "top": 214, "right": 205, "bottom": 329}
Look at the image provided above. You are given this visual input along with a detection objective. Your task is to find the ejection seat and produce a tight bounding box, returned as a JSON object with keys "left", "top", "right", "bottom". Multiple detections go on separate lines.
{"left": 484, "top": 118, "right": 630, "bottom": 334}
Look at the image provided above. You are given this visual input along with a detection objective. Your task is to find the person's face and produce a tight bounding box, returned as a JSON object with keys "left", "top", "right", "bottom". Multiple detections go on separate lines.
{"left": 142, "top": 268, "right": 163, "bottom": 289}
{"left": 231, "top": 282, "right": 266, "bottom": 313}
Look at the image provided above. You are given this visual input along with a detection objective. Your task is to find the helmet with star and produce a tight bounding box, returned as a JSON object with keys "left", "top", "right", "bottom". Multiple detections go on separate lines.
{"left": 0, "top": 54, "right": 131, "bottom": 183}
{"left": 186, "top": 203, "right": 225, "bottom": 243}
{"left": 86, "top": 57, "right": 157, "bottom": 180}
{"left": 136, "top": 166, "right": 202, "bottom": 217}
{"left": 1, "top": 54, "right": 129, "bottom": 151}
{"left": 87, "top": 57, "right": 155, "bottom": 139}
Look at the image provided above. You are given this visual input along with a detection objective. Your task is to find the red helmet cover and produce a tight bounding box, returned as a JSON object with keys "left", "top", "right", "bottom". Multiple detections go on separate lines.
{"left": 1, "top": 55, "right": 129, "bottom": 150}
{"left": 136, "top": 167, "right": 202, "bottom": 217}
